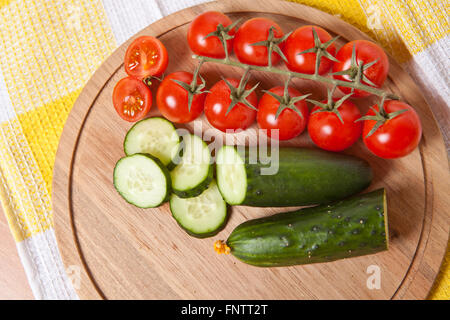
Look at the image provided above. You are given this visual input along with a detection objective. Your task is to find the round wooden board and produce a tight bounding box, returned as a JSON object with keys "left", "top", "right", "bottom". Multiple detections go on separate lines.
{"left": 53, "top": 0, "right": 449, "bottom": 300}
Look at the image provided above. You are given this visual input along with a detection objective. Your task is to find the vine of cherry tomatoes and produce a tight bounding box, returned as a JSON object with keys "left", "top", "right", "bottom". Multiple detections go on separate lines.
{"left": 112, "top": 11, "right": 422, "bottom": 159}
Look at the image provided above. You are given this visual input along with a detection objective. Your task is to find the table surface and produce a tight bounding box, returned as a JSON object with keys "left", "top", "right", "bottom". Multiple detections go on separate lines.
{"left": 0, "top": 206, "right": 33, "bottom": 299}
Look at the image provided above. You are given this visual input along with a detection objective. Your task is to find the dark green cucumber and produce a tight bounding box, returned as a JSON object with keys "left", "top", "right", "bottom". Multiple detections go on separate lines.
{"left": 216, "top": 146, "right": 372, "bottom": 207}
{"left": 226, "top": 188, "right": 388, "bottom": 267}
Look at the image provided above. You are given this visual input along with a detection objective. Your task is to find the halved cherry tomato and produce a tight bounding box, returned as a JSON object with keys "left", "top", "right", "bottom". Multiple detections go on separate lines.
{"left": 233, "top": 18, "right": 284, "bottom": 66}
{"left": 112, "top": 76, "right": 152, "bottom": 122}
{"left": 308, "top": 99, "right": 362, "bottom": 151}
{"left": 362, "top": 100, "right": 421, "bottom": 158}
{"left": 257, "top": 86, "right": 309, "bottom": 140}
{"left": 204, "top": 78, "right": 258, "bottom": 132}
{"left": 187, "top": 11, "right": 235, "bottom": 59}
{"left": 332, "top": 40, "right": 389, "bottom": 97}
{"left": 284, "top": 25, "right": 336, "bottom": 75}
{"left": 156, "top": 71, "right": 206, "bottom": 123}
{"left": 124, "top": 36, "right": 168, "bottom": 79}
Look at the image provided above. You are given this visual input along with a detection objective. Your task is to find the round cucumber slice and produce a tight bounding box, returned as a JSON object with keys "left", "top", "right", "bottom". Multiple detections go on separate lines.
{"left": 170, "top": 180, "right": 227, "bottom": 238}
{"left": 216, "top": 146, "right": 247, "bottom": 205}
{"left": 113, "top": 154, "right": 171, "bottom": 208}
{"left": 124, "top": 117, "right": 180, "bottom": 166}
{"left": 170, "top": 134, "right": 212, "bottom": 198}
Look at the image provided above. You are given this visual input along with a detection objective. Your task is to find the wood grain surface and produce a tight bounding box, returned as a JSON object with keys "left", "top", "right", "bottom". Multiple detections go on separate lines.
{"left": 52, "top": 0, "right": 450, "bottom": 300}
{"left": 0, "top": 209, "right": 33, "bottom": 300}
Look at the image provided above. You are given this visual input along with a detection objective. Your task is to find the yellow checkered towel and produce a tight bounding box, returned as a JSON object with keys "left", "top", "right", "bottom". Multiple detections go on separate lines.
{"left": 0, "top": 0, "right": 448, "bottom": 299}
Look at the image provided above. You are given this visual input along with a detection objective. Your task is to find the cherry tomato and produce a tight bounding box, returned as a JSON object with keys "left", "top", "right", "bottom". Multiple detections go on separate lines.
{"left": 124, "top": 36, "right": 168, "bottom": 79}
{"left": 284, "top": 25, "right": 336, "bottom": 75}
{"left": 113, "top": 76, "right": 152, "bottom": 122}
{"left": 257, "top": 86, "right": 309, "bottom": 140}
{"left": 233, "top": 18, "right": 284, "bottom": 66}
{"left": 308, "top": 99, "right": 362, "bottom": 151}
{"left": 156, "top": 71, "right": 206, "bottom": 123}
{"left": 332, "top": 40, "right": 389, "bottom": 97}
{"left": 204, "top": 78, "right": 258, "bottom": 132}
{"left": 187, "top": 11, "right": 235, "bottom": 59}
{"left": 362, "top": 100, "right": 422, "bottom": 159}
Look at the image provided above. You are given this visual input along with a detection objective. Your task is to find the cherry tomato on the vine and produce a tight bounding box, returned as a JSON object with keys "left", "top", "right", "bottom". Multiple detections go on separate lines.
{"left": 187, "top": 11, "right": 235, "bottom": 59}
{"left": 156, "top": 71, "right": 206, "bottom": 123}
{"left": 113, "top": 76, "right": 152, "bottom": 122}
{"left": 233, "top": 18, "right": 284, "bottom": 66}
{"left": 204, "top": 78, "right": 258, "bottom": 132}
{"left": 284, "top": 25, "right": 336, "bottom": 75}
{"left": 332, "top": 40, "right": 389, "bottom": 98}
{"left": 308, "top": 99, "right": 362, "bottom": 151}
{"left": 124, "top": 36, "right": 168, "bottom": 79}
{"left": 362, "top": 100, "right": 421, "bottom": 159}
{"left": 257, "top": 86, "right": 309, "bottom": 140}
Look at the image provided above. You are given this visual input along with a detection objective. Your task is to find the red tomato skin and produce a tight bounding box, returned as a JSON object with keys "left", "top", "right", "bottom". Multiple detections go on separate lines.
{"left": 187, "top": 11, "right": 234, "bottom": 59}
{"left": 284, "top": 25, "right": 336, "bottom": 75}
{"left": 113, "top": 76, "right": 152, "bottom": 122}
{"left": 156, "top": 72, "right": 206, "bottom": 123}
{"left": 233, "top": 18, "right": 284, "bottom": 66}
{"left": 204, "top": 79, "right": 258, "bottom": 132}
{"left": 332, "top": 40, "right": 389, "bottom": 97}
{"left": 363, "top": 101, "right": 422, "bottom": 159}
{"left": 124, "top": 36, "right": 168, "bottom": 79}
{"left": 257, "top": 86, "right": 309, "bottom": 140}
{"left": 308, "top": 100, "right": 362, "bottom": 152}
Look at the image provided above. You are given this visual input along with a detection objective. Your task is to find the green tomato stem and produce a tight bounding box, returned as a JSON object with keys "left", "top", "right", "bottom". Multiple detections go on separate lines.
{"left": 192, "top": 54, "right": 398, "bottom": 99}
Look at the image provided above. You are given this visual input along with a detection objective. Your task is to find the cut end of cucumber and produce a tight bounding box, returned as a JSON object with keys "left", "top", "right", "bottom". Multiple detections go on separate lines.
{"left": 171, "top": 134, "right": 212, "bottom": 196}
{"left": 124, "top": 117, "right": 180, "bottom": 166}
{"left": 170, "top": 180, "right": 227, "bottom": 238}
{"left": 113, "top": 154, "right": 170, "bottom": 208}
{"left": 216, "top": 146, "right": 247, "bottom": 205}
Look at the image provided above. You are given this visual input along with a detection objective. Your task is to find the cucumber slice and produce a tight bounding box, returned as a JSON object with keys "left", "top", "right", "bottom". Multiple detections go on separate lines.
{"left": 170, "top": 134, "right": 213, "bottom": 198}
{"left": 113, "top": 153, "right": 171, "bottom": 208}
{"left": 216, "top": 145, "right": 247, "bottom": 205}
{"left": 124, "top": 117, "right": 180, "bottom": 167}
{"left": 170, "top": 180, "right": 227, "bottom": 238}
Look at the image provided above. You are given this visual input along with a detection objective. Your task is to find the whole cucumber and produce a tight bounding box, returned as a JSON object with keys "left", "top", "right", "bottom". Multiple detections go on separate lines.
{"left": 216, "top": 146, "right": 373, "bottom": 207}
{"left": 219, "top": 189, "right": 388, "bottom": 267}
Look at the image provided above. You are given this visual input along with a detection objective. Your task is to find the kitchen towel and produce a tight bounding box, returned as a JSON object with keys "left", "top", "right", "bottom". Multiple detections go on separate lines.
{"left": 0, "top": 0, "right": 448, "bottom": 299}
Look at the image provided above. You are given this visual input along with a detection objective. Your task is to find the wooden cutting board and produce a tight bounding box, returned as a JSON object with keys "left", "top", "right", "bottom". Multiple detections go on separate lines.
{"left": 52, "top": 0, "right": 450, "bottom": 300}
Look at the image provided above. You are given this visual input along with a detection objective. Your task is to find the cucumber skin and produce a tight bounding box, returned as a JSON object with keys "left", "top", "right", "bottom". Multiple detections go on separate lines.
{"left": 113, "top": 153, "right": 172, "bottom": 208}
{"left": 172, "top": 164, "right": 213, "bottom": 198}
{"left": 240, "top": 147, "right": 372, "bottom": 207}
{"left": 227, "top": 188, "right": 387, "bottom": 267}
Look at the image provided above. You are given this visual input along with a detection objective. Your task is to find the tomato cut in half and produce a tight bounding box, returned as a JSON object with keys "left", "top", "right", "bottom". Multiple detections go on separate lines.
{"left": 113, "top": 77, "right": 152, "bottom": 122}
{"left": 124, "top": 36, "right": 168, "bottom": 79}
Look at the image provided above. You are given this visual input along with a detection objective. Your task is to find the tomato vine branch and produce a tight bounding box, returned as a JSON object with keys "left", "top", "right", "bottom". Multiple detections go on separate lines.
{"left": 191, "top": 54, "right": 399, "bottom": 100}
